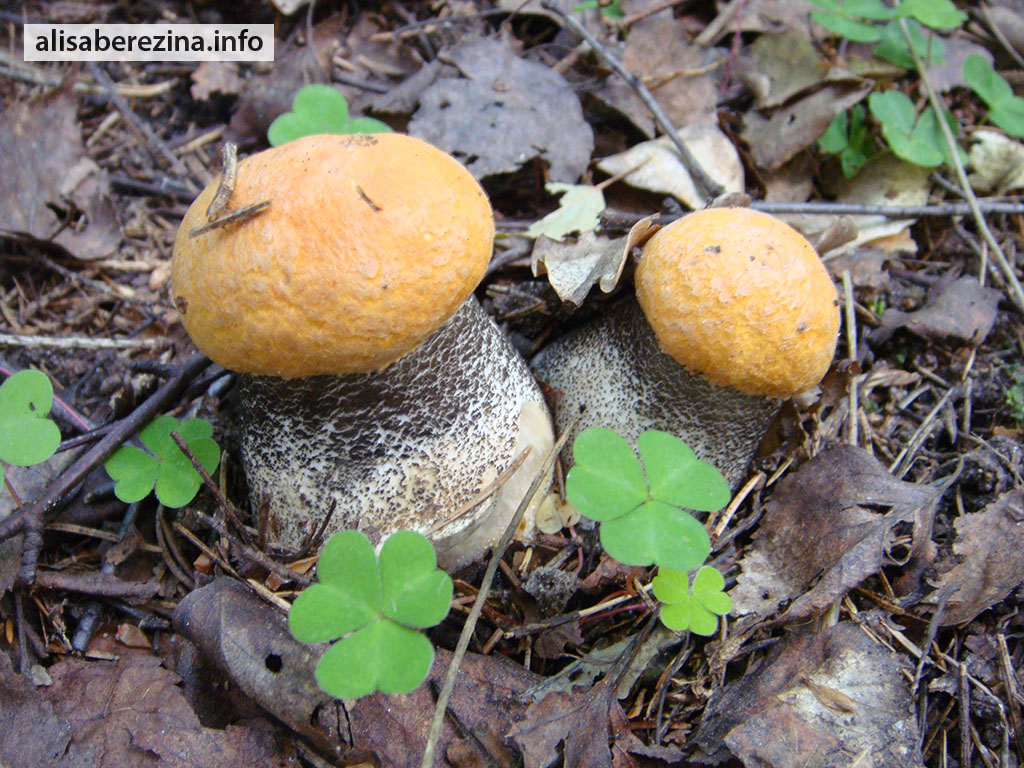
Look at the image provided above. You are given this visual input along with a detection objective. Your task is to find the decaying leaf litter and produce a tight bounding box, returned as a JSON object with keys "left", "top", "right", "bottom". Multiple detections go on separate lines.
{"left": 2, "top": 1, "right": 1024, "bottom": 766}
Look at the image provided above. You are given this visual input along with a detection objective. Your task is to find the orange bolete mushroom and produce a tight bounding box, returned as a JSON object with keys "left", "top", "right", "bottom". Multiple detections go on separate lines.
{"left": 172, "top": 133, "right": 554, "bottom": 568}
{"left": 532, "top": 207, "right": 840, "bottom": 487}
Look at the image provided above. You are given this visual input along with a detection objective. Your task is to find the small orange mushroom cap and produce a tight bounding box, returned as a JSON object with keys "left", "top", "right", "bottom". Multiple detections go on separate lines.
{"left": 636, "top": 208, "right": 840, "bottom": 398}
{"left": 171, "top": 134, "right": 494, "bottom": 378}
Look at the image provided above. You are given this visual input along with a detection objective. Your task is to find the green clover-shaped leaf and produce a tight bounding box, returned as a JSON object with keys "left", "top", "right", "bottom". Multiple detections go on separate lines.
{"left": 811, "top": 12, "right": 884, "bottom": 42}
{"left": 315, "top": 618, "right": 435, "bottom": 700}
{"left": 869, "top": 91, "right": 953, "bottom": 167}
{"left": 267, "top": 84, "right": 392, "bottom": 146}
{"left": 654, "top": 566, "right": 731, "bottom": 636}
{"left": 873, "top": 18, "right": 943, "bottom": 70}
{"left": 600, "top": 500, "right": 710, "bottom": 571}
{"left": 638, "top": 430, "right": 731, "bottom": 512}
{"left": 103, "top": 415, "right": 220, "bottom": 507}
{"left": 289, "top": 531, "right": 383, "bottom": 643}
{"left": 964, "top": 55, "right": 1024, "bottom": 138}
{"left": 565, "top": 428, "right": 727, "bottom": 569}
{"left": 289, "top": 529, "right": 453, "bottom": 700}
{"left": 565, "top": 428, "right": 647, "bottom": 522}
{"left": 380, "top": 530, "right": 453, "bottom": 627}
{"left": 0, "top": 370, "right": 61, "bottom": 479}
{"left": 819, "top": 106, "right": 874, "bottom": 178}
{"left": 897, "top": 0, "right": 966, "bottom": 30}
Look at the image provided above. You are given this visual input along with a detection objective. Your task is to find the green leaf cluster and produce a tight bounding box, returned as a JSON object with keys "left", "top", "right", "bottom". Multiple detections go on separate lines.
{"left": 104, "top": 415, "right": 220, "bottom": 508}
{"left": 572, "top": 0, "right": 624, "bottom": 19}
{"left": 1005, "top": 363, "right": 1024, "bottom": 424}
{"left": 809, "top": 0, "right": 1001, "bottom": 175}
{"left": 652, "top": 567, "right": 732, "bottom": 636}
{"left": 289, "top": 530, "right": 453, "bottom": 700}
{"left": 0, "top": 370, "right": 61, "bottom": 486}
{"left": 566, "top": 428, "right": 729, "bottom": 571}
{"left": 267, "top": 84, "right": 392, "bottom": 147}
{"left": 810, "top": 0, "right": 963, "bottom": 65}
{"left": 963, "top": 55, "right": 1024, "bottom": 138}
{"left": 818, "top": 104, "right": 874, "bottom": 177}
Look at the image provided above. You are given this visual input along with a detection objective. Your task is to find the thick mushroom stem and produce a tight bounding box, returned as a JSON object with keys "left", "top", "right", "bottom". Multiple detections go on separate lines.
{"left": 236, "top": 297, "right": 554, "bottom": 570}
{"left": 531, "top": 300, "right": 779, "bottom": 489}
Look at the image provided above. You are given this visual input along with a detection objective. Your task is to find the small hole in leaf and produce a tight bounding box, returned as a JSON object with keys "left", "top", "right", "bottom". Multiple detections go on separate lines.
{"left": 265, "top": 653, "right": 282, "bottom": 673}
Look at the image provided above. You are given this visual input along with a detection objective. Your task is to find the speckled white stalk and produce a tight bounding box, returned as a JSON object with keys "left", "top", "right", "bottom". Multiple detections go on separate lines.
{"left": 531, "top": 300, "right": 779, "bottom": 489}
{"left": 236, "top": 298, "right": 554, "bottom": 570}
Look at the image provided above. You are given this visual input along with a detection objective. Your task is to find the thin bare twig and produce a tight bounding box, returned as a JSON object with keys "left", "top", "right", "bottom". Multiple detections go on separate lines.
{"left": 0, "top": 333, "right": 168, "bottom": 351}
{"left": 169, "top": 432, "right": 312, "bottom": 588}
{"left": 420, "top": 421, "right": 575, "bottom": 768}
{"left": 85, "top": 62, "right": 198, "bottom": 192}
{"left": 189, "top": 200, "right": 271, "bottom": 237}
{"left": 540, "top": 1, "right": 724, "bottom": 199}
{"left": 598, "top": 200, "right": 1024, "bottom": 231}
{"left": 205, "top": 142, "right": 238, "bottom": 220}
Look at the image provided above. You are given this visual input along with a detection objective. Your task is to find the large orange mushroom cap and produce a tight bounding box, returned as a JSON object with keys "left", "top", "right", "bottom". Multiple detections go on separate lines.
{"left": 171, "top": 133, "right": 494, "bottom": 378}
{"left": 636, "top": 208, "right": 840, "bottom": 398}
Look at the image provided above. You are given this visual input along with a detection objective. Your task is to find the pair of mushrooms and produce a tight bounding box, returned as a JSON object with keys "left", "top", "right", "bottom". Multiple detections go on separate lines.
{"left": 171, "top": 133, "right": 839, "bottom": 569}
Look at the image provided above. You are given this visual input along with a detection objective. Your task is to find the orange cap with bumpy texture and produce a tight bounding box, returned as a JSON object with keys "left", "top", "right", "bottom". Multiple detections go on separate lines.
{"left": 636, "top": 207, "right": 839, "bottom": 398}
{"left": 171, "top": 133, "right": 494, "bottom": 378}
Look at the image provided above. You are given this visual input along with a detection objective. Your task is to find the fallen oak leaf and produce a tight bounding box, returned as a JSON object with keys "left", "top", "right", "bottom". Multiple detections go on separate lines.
{"left": 527, "top": 184, "right": 605, "bottom": 242}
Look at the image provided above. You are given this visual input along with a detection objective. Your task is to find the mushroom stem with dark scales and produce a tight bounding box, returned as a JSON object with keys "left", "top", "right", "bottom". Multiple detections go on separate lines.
{"left": 171, "top": 133, "right": 554, "bottom": 569}
{"left": 532, "top": 207, "right": 840, "bottom": 489}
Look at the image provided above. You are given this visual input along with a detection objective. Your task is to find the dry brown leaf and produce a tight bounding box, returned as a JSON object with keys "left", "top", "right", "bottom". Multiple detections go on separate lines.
{"left": 935, "top": 486, "right": 1024, "bottom": 625}
{"left": 742, "top": 80, "right": 872, "bottom": 171}
{"left": 621, "top": 17, "right": 721, "bottom": 128}
{"left": 695, "top": 622, "right": 924, "bottom": 767}
{"left": 39, "top": 654, "right": 286, "bottom": 767}
{"left": 115, "top": 623, "right": 150, "bottom": 650}
{"left": 409, "top": 39, "right": 593, "bottom": 182}
{"left": 731, "top": 444, "right": 940, "bottom": 623}
{"left": 510, "top": 681, "right": 618, "bottom": 768}
{"left": 190, "top": 61, "right": 245, "bottom": 100}
{"left": 871, "top": 275, "right": 1002, "bottom": 347}
{"left": 0, "top": 654, "right": 70, "bottom": 768}
{"left": 824, "top": 247, "right": 892, "bottom": 290}
{"left": 781, "top": 153, "right": 930, "bottom": 252}
{"left": 741, "top": 28, "right": 828, "bottom": 108}
{"left": 596, "top": 121, "right": 744, "bottom": 210}
{"left": 0, "top": 91, "right": 120, "bottom": 259}
{"left": 174, "top": 578, "right": 538, "bottom": 766}
{"left": 969, "top": 129, "right": 1024, "bottom": 194}
{"left": 532, "top": 232, "right": 627, "bottom": 306}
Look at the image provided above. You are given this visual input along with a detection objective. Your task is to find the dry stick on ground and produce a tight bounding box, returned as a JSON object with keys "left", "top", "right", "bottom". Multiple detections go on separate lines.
{"left": 0, "top": 353, "right": 212, "bottom": 584}
{"left": 420, "top": 422, "right": 575, "bottom": 768}
{"left": 901, "top": 18, "right": 1024, "bottom": 314}
{"left": 599, "top": 200, "right": 1024, "bottom": 230}
{"left": 540, "top": 0, "right": 724, "bottom": 199}
{"left": 33, "top": 569, "right": 159, "bottom": 601}
{"left": 169, "top": 429, "right": 252, "bottom": 545}
{"left": 168, "top": 432, "right": 313, "bottom": 588}
{"left": 0, "top": 333, "right": 169, "bottom": 351}
{"left": 85, "top": 61, "right": 199, "bottom": 193}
